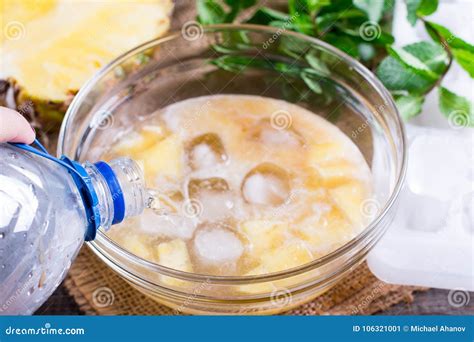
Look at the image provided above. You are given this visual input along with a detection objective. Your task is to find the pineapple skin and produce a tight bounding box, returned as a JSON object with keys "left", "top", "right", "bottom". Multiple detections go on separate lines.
{"left": 0, "top": 78, "right": 69, "bottom": 134}
{"left": 0, "top": 0, "right": 174, "bottom": 133}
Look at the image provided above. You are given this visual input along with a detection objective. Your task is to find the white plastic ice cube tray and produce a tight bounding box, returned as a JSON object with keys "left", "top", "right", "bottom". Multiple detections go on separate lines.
{"left": 368, "top": 125, "right": 473, "bottom": 291}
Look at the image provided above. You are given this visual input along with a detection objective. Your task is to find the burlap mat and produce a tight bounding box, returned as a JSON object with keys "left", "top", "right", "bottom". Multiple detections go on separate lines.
{"left": 64, "top": 246, "right": 424, "bottom": 315}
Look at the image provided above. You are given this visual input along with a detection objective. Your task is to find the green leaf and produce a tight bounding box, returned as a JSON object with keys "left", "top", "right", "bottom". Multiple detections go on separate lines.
{"left": 405, "top": 0, "right": 421, "bottom": 25}
{"left": 305, "top": 50, "right": 331, "bottom": 75}
{"left": 324, "top": 33, "right": 359, "bottom": 57}
{"left": 395, "top": 95, "right": 425, "bottom": 120}
{"left": 278, "top": 36, "right": 311, "bottom": 59}
{"left": 452, "top": 49, "right": 474, "bottom": 78}
{"left": 425, "top": 21, "right": 474, "bottom": 53}
{"left": 404, "top": 42, "right": 449, "bottom": 74}
{"left": 224, "top": 0, "right": 255, "bottom": 9}
{"left": 377, "top": 57, "right": 432, "bottom": 94}
{"left": 376, "top": 42, "right": 449, "bottom": 94}
{"left": 197, "top": 0, "right": 226, "bottom": 24}
{"left": 353, "top": 0, "right": 384, "bottom": 22}
{"left": 301, "top": 69, "right": 323, "bottom": 94}
{"left": 224, "top": 0, "right": 256, "bottom": 22}
{"left": 211, "top": 55, "right": 270, "bottom": 73}
{"left": 287, "top": 13, "right": 316, "bottom": 35}
{"left": 416, "top": 0, "right": 438, "bottom": 16}
{"left": 319, "top": 0, "right": 353, "bottom": 13}
{"left": 406, "top": 0, "right": 438, "bottom": 25}
{"left": 316, "top": 9, "right": 366, "bottom": 32}
{"left": 425, "top": 21, "right": 474, "bottom": 77}
{"left": 387, "top": 45, "right": 440, "bottom": 80}
{"left": 439, "top": 87, "right": 473, "bottom": 126}
{"left": 305, "top": 0, "right": 331, "bottom": 13}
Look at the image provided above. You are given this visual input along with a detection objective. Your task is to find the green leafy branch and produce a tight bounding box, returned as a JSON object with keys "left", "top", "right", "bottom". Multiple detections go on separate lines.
{"left": 196, "top": 0, "right": 473, "bottom": 126}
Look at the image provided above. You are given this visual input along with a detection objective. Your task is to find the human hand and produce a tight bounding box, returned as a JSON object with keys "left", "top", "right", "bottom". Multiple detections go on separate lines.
{"left": 0, "top": 107, "right": 36, "bottom": 144}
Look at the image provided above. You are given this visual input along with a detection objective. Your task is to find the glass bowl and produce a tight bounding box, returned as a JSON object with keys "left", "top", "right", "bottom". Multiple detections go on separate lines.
{"left": 58, "top": 24, "right": 406, "bottom": 315}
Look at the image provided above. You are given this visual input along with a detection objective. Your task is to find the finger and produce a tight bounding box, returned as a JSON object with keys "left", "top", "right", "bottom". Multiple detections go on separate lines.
{"left": 0, "top": 107, "right": 36, "bottom": 144}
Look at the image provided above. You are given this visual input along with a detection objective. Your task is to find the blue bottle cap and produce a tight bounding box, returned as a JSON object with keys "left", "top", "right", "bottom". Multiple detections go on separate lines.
{"left": 93, "top": 161, "right": 126, "bottom": 225}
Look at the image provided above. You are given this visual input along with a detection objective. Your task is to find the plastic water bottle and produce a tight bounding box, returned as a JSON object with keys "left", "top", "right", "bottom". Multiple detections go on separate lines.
{"left": 0, "top": 141, "right": 147, "bottom": 314}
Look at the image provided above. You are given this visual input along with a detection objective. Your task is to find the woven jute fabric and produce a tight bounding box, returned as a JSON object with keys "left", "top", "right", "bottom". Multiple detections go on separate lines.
{"left": 64, "top": 247, "right": 424, "bottom": 315}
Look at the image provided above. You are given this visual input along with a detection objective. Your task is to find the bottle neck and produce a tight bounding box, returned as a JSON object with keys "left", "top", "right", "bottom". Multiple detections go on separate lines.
{"left": 83, "top": 158, "right": 147, "bottom": 231}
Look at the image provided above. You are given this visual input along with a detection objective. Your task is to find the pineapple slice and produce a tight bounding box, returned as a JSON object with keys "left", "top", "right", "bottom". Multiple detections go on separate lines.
{"left": 297, "top": 207, "right": 353, "bottom": 253}
{"left": 0, "top": 0, "right": 173, "bottom": 127}
{"left": 113, "top": 126, "right": 167, "bottom": 156}
{"left": 239, "top": 241, "right": 313, "bottom": 294}
{"left": 137, "top": 134, "right": 184, "bottom": 182}
{"left": 121, "top": 234, "right": 152, "bottom": 260}
{"left": 329, "top": 181, "right": 367, "bottom": 227}
{"left": 259, "top": 241, "right": 313, "bottom": 274}
{"left": 316, "top": 160, "right": 358, "bottom": 187}
{"left": 156, "top": 239, "right": 193, "bottom": 287}
{"left": 241, "top": 220, "right": 288, "bottom": 255}
{"left": 308, "top": 142, "right": 346, "bottom": 165}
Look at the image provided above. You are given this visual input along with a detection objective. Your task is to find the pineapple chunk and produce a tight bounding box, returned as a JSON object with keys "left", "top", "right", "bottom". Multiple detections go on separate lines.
{"left": 308, "top": 142, "right": 346, "bottom": 165}
{"left": 329, "top": 181, "right": 367, "bottom": 226}
{"left": 137, "top": 134, "right": 184, "bottom": 181}
{"left": 260, "top": 241, "right": 313, "bottom": 273}
{"left": 316, "top": 160, "right": 358, "bottom": 187}
{"left": 1, "top": 0, "right": 173, "bottom": 111}
{"left": 156, "top": 239, "right": 193, "bottom": 287}
{"left": 239, "top": 241, "right": 313, "bottom": 294}
{"left": 121, "top": 234, "right": 152, "bottom": 260}
{"left": 297, "top": 208, "right": 353, "bottom": 252}
{"left": 113, "top": 126, "right": 166, "bottom": 156}
{"left": 241, "top": 220, "right": 288, "bottom": 254}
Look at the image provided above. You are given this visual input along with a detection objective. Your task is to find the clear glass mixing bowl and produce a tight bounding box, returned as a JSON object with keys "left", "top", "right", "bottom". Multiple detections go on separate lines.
{"left": 58, "top": 24, "right": 406, "bottom": 315}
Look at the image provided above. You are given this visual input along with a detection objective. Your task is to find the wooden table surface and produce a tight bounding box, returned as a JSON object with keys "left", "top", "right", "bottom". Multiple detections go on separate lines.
{"left": 35, "top": 282, "right": 473, "bottom": 315}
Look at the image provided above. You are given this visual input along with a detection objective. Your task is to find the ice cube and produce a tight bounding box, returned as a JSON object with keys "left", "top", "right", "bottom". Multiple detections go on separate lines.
{"left": 186, "top": 133, "right": 227, "bottom": 170}
{"left": 194, "top": 226, "right": 243, "bottom": 265}
{"left": 250, "top": 119, "right": 304, "bottom": 147}
{"left": 241, "top": 163, "right": 291, "bottom": 206}
{"left": 188, "top": 178, "right": 234, "bottom": 221}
